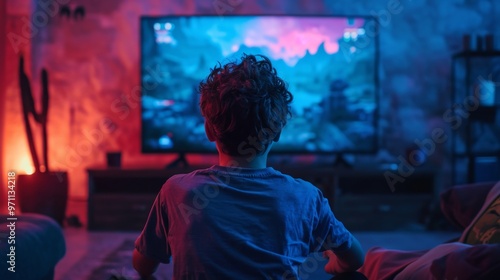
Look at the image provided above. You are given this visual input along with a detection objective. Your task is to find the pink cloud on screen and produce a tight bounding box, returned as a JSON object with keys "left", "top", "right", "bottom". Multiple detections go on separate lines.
{"left": 243, "top": 17, "right": 364, "bottom": 66}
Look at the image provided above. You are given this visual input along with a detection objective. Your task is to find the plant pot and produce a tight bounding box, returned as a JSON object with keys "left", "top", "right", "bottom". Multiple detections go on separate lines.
{"left": 17, "top": 171, "right": 68, "bottom": 226}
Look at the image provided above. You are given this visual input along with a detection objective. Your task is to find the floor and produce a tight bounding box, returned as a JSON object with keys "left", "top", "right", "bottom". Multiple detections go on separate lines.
{"left": 53, "top": 199, "right": 462, "bottom": 279}
{"left": 54, "top": 227, "right": 460, "bottom": 280}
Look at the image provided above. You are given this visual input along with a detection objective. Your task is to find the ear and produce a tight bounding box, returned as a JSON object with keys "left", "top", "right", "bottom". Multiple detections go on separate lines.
{"left": 273, "top": 131, "right": 281, "bottom": 142}
{"left": 205, "top": 122, "right": 216, "bottom": 142}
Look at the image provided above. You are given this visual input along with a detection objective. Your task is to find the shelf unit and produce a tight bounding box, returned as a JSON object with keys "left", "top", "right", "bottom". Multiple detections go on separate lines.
{"left": 450, "top": 51, "right": 500, "bottom": 185}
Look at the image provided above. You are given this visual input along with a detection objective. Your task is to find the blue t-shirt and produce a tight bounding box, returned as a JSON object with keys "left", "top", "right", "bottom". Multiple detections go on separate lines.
{"left": 135, "top": 165, "right": 353, "bottom": 279}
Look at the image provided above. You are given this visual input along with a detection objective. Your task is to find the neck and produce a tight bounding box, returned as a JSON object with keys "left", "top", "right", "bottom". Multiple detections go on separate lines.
{"left": 216, "top": 142, "right": 273, "bottom": 169}
{"left": 218, "top": 153, "right": 268, "bottom": 168}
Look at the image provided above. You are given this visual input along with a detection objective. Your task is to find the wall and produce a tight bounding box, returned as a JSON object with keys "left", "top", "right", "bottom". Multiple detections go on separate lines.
{"left": 1, "top": 0, "right": 34, "bottom": 213}
{"left": 2, "top": 0, "right": 500, "bottom": 199}
{"left": 0, "top": 0, "right": 6, "bottom": 212}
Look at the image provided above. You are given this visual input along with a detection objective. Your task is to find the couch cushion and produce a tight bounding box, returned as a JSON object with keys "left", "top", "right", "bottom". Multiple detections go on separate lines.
{"left": 357, "top": 247, "right": 427, "bottom": 280}
{"left": 0, "top": 213, "right": 66, "bottom": 280}
{"left": 394, "top": 242, "right": 500, "bottom": 280}
{"left": 440, "top": 181, "right": 496, "bottom": 230}
{"left": 362, "top": 181, "right": 500, "bottom": 280}
{"left": 460, "top": 181, "right": 500, "bottom": 245}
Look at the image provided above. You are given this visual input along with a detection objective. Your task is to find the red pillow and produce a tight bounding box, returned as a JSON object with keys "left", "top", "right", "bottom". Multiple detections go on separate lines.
{"left": 440, "top": 182, "right": 496, "bottom": 230}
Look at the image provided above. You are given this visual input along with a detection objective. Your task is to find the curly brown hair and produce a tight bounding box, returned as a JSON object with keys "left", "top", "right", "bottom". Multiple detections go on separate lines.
{"left": 199, "top": 54, "right": 293, "bottom": 156}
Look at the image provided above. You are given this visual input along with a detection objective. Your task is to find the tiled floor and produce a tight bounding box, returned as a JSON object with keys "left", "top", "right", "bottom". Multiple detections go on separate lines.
{"left": 55, "top": 227, "right": 460, "bottom": 280}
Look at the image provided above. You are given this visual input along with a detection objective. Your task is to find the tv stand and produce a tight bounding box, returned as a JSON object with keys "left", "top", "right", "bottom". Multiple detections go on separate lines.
{"left": 86, "top": 164, "right": 436, "bottom": 230}
{"left": 332, "top": 154, "right": 353, "bottom": 168}
{"left": 166, "top": 153, "right": 189, "bottom": 169}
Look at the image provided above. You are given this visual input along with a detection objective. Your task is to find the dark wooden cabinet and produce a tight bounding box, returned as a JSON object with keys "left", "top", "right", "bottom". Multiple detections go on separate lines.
{"left": 87, "top": 165, "right": 435, "bottom": 231}
{"left": 87, "top": 166, "right": 338, "bottom": 230}
{"left": 87, "top": 167, "right": 201, "bottom": 230}
{"left": 332, "top": 168, "right": 435, "bottom": 231}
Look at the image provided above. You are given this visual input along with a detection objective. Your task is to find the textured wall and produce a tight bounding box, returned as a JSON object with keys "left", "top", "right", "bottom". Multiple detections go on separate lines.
{"left": 2, "top": 0, "right": 34, "bottom": 199}
{"left": 0, "top": 0, "right": 6, "bottom": 212}
{"left": 2, "top": 0, "right": 499, "bottom": 198}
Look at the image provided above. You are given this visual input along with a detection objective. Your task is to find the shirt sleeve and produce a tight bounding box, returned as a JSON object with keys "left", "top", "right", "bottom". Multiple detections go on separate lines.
{"left": 134, "top": 191, "right": 171, "bottom": 263}
{"left": 311, "top": 189, "right": 353, "bottom": 253}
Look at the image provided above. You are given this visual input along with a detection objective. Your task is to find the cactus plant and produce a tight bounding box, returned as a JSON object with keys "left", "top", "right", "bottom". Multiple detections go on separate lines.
{"left": 17, "top": 55, "right": 68, "bottom": 225}
{"left": 18, "top": 55, "right": 49, "bottom": 173}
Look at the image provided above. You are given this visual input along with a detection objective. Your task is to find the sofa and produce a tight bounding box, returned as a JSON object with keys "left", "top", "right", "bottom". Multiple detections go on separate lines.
{"left": 358, "top": 181, "right": 500, "bottom": 280}
{"left": 0, "top": 213, "right": 66, "bottom": 280}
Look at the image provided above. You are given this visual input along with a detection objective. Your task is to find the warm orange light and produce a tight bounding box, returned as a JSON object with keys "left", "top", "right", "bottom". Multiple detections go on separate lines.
{"left": 7, "top": 151, "right": 35, "bottom": 175}
{"left": 3, "top": 126, "right": 36, "bottom": 176}
{"left": 17, "top": 154, "right": 35, "bottom": 175}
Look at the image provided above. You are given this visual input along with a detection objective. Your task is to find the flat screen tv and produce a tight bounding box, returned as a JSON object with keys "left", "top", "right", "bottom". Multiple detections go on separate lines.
{"left": 141, "top": 15, "right": 378, "bottom": 154}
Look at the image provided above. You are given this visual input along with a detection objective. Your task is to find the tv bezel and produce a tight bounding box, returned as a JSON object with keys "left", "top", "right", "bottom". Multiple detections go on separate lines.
{"left": 140, "top": 14, "right": 380, "bottom": 155}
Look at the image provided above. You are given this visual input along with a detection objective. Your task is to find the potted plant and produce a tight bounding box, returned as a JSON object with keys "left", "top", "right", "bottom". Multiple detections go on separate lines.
{"left": 16, "top": 55, "right": 68, "bottom": 226}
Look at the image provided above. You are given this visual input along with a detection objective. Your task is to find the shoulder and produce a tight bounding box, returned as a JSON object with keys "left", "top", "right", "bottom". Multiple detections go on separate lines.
{"left": 273, "top": 168, "right": 316, "bottom": 186}
{"left": 273, "top": 169, "right": 323, "bottom": 197}
{"left": 160, "top": 168, "right": 213, "bottom": 193}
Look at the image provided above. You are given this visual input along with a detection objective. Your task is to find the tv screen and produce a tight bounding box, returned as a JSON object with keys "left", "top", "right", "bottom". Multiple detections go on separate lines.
{"left": 141, "top": 15, "right": 378, "bottom": 154}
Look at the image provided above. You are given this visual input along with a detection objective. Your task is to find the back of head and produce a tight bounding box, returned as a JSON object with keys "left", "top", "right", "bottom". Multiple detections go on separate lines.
{"left": 199, "top": 54, "right": 293, "bottom": 156}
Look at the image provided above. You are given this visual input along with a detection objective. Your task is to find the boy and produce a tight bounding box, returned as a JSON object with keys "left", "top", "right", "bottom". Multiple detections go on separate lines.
{"left": 133, "top": 54, "right": 364, "bottom": 279}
